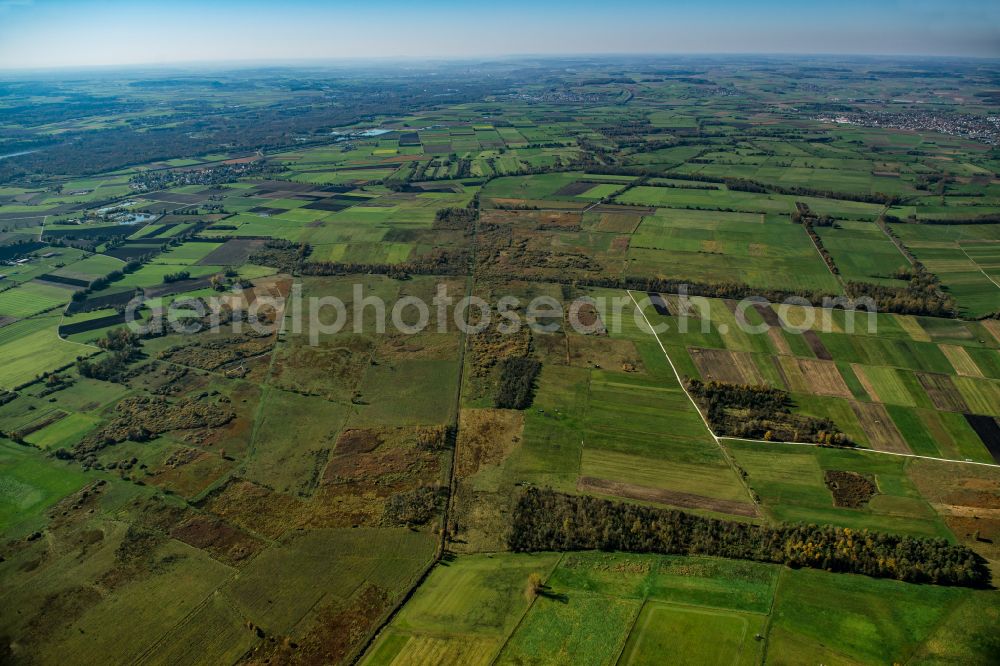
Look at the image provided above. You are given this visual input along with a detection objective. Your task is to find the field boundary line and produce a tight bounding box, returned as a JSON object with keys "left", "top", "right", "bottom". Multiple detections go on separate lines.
{"left": 625, "top": 290, "right": 717, "bottom": 438}
{"left": 719, "top": 435, "right": 1000, "bottom": 469}
{"left": 354, "top": 200, "right": 482, "bottom": 665}
{"left": 874, "top": 206, "right": 916, "bottom": 267}
{"left": 957, "top": 242, "right": 1000, "bottom": 291}
{"left": 54, "top": 310, "right": 101, "bottom": 350}
{"left": 488, "top": 552, "right": 565, "bottom": 666}
{"left": 906, "top": 592, "right": 977, "bottom": 664}
{"left": 804, "top": 222, "right": 844, "bottom": 287}
{"left": 758, "top": 568, "right": 788, "bottom": 665}
{"left": 626, "top": 289, "right": 1000, "bottom": 471}
{"left": 612, "top": 597, "right": 646, "bottom": 666}
{"left": 625, "top": 289, "right": 759, "bottom": 508}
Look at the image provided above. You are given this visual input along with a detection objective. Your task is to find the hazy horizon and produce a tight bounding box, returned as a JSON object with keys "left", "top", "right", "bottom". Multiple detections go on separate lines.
{"left": 0, "top": 0, "right": 997, "bottom": 70}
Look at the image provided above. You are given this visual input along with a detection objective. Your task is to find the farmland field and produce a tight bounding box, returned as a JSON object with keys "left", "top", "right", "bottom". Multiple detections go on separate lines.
{"left": 365, "top": 550, "right": 996, "bottom": 666}
{"left": 2, "top": 53, "right": 1000, "bottom": 666}
{"left": 0, "top": 279, "right": 75, "bottom": 317}
{"left": 0, "top": 315, "right": 93, "bottom": 388}
{"left": 628, "top": 208, "right": 841, "bottom": 292}
{"left": 0, "top": 441, "right": 89, "bottom": 532}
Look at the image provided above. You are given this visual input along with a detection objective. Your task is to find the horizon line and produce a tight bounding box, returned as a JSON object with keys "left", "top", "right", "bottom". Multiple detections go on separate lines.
{"left": 2, "top": 51, "right": 999, "bottom": 74}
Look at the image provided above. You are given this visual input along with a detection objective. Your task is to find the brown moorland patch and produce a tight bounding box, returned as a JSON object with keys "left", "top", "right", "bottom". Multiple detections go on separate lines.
{"left": 468, "top": 316, "right": 532, "bottom": 378}
{"left": 537, "top": 211, "right": 583, "bottom": 230}
{"left": 7, "top": 583, "right": 103, "bottom": 659}
{"left": 313, "top": 426, "right": 447, "bottom": 528}
{"left": 473, "top": 225, "right": 605, "bottom": 283}
{"left": 196, "top": 381, "right": 261, "bottom": 457}
{"left": 480, "top": 209, "right": 581, "bottom": 230}
{"left": 169, "top": 514, "right": 266, "bottom": 566}
{"left": 149, "top": 450, "right": 233, "bottom": 499}
{"left": 240, "top": 584, "right": 392, "bottom": 666}
{"left": 568, "top": 336, "right": 643, "bottom": 373}
{"left": 908, "top": 459, "right": 1000, "bottom": 580}
{"left": 268, "top": 335, "right": 374, "bottom": 402}
{"left": 570, "top": 300, "right": 607, "bottom": 335}
{"left": 115, "top": 494, "right": 195, "bottom": 537}
{"left": 610, "top": 235, "right": 630, "bottom": 252}
{"left": 159, "top": 332, "right": 276, "bottom": 372}
{"left": 75, "top": 395, "right": 235, "bottom": 461}
{"left": 333, "top": 428, "right": 384, "bottom": 456}
{"left": 201, "top": 479, "right": 308, "bottom": 539}
{"left": 125, "top": 362, "right": 209, "bottom": 396}
{"left": 323, "top": 427, "right": 442, "bottom": 490}
{"left": 448, "top": 485, "right": 514, "bottom": 553}
{"left": 376, "top": 332, "right": 460, "bottom": 362}
{"left": 595, "top": 213, "right": 643, "bottom": 233}
{"left": 456, "top": 409, "right": 524, "bottom": 478}
{"left": 45, "top": 480, "right": 110, "bottom": 529}
{"left": 304, "top": 487, "right": 387, "bottom": 529}
{"left": 531, "top": 328, "right": 569, "bottom": 366}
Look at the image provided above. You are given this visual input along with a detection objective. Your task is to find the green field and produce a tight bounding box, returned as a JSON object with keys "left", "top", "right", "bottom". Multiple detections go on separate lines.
{"left": 815, "top": 221, "right": 910, "bottom": 285}
{"left": 0, "top": 315, "right": 93, "bottom": 388}
{"left": 151, "top": 241, "right": 224, "bottom": 265}
{"left": 51, "top": 253, "right": 124, "bottom": 282}
{"left": 0, "top": 280, "right": 75, "bottom": 317}
{"left": 619, "top": 603, "right": 765, "bottom": 666}
{"left": 3, "top": 57, "right": 1000, "bottom": 666}
{"left": 365, "top": 550, "right": 996, "bottom": 666}
{"left": 628, "top": 208, "right": 841, "bottom": 292}
{"left": 724, "top": 441, "right": 953, "bottom": 538}
{"left": 0, "top": 440, "right": 89, "bottom": 532}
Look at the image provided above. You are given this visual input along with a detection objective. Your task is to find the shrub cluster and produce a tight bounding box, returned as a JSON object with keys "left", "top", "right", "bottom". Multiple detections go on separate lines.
{"left": 77, "top": 328, "right": 142, "bottom": 382}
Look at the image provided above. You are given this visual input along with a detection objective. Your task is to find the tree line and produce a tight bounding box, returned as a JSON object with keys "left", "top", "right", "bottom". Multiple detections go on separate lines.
{"left": 509, "top": 488, "right": 989, "bottom": 587}
{"left": 565, "top": 273, "right": 958, "bottom": 319}
{"left": 726, "top": 178, "right": 902, "bottom": 205}
{"left": 887, "top": 213, "right": 1000, "bottom": 226}
{"left": 844, "top": 272, "right": 955, "bottom": 317}
{"left": 302, "top": 249, "right": 470, "bottom": 281}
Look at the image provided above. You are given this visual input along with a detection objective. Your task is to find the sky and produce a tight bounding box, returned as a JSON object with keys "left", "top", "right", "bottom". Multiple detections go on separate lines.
{"left": 0, "top": 0, "right": 998, "bottom": 70}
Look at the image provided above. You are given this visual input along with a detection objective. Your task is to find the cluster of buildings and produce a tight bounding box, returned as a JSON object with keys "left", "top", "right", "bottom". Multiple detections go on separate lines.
{"left": 129, "top": 159, "right": 266, "bottom": 193}
{"left": 818, "top": 110, "right": 1000, "bottom": 145}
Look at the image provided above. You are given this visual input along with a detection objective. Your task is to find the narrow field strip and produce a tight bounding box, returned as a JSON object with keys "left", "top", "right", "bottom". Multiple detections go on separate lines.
{"left": 625, "top": 289, "right": 1000, "bottom": 470}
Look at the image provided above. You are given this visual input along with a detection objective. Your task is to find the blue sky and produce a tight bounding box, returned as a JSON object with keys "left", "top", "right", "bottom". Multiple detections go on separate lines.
{"left": 0, "top": 0, "right": 997, "bottom": 69}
